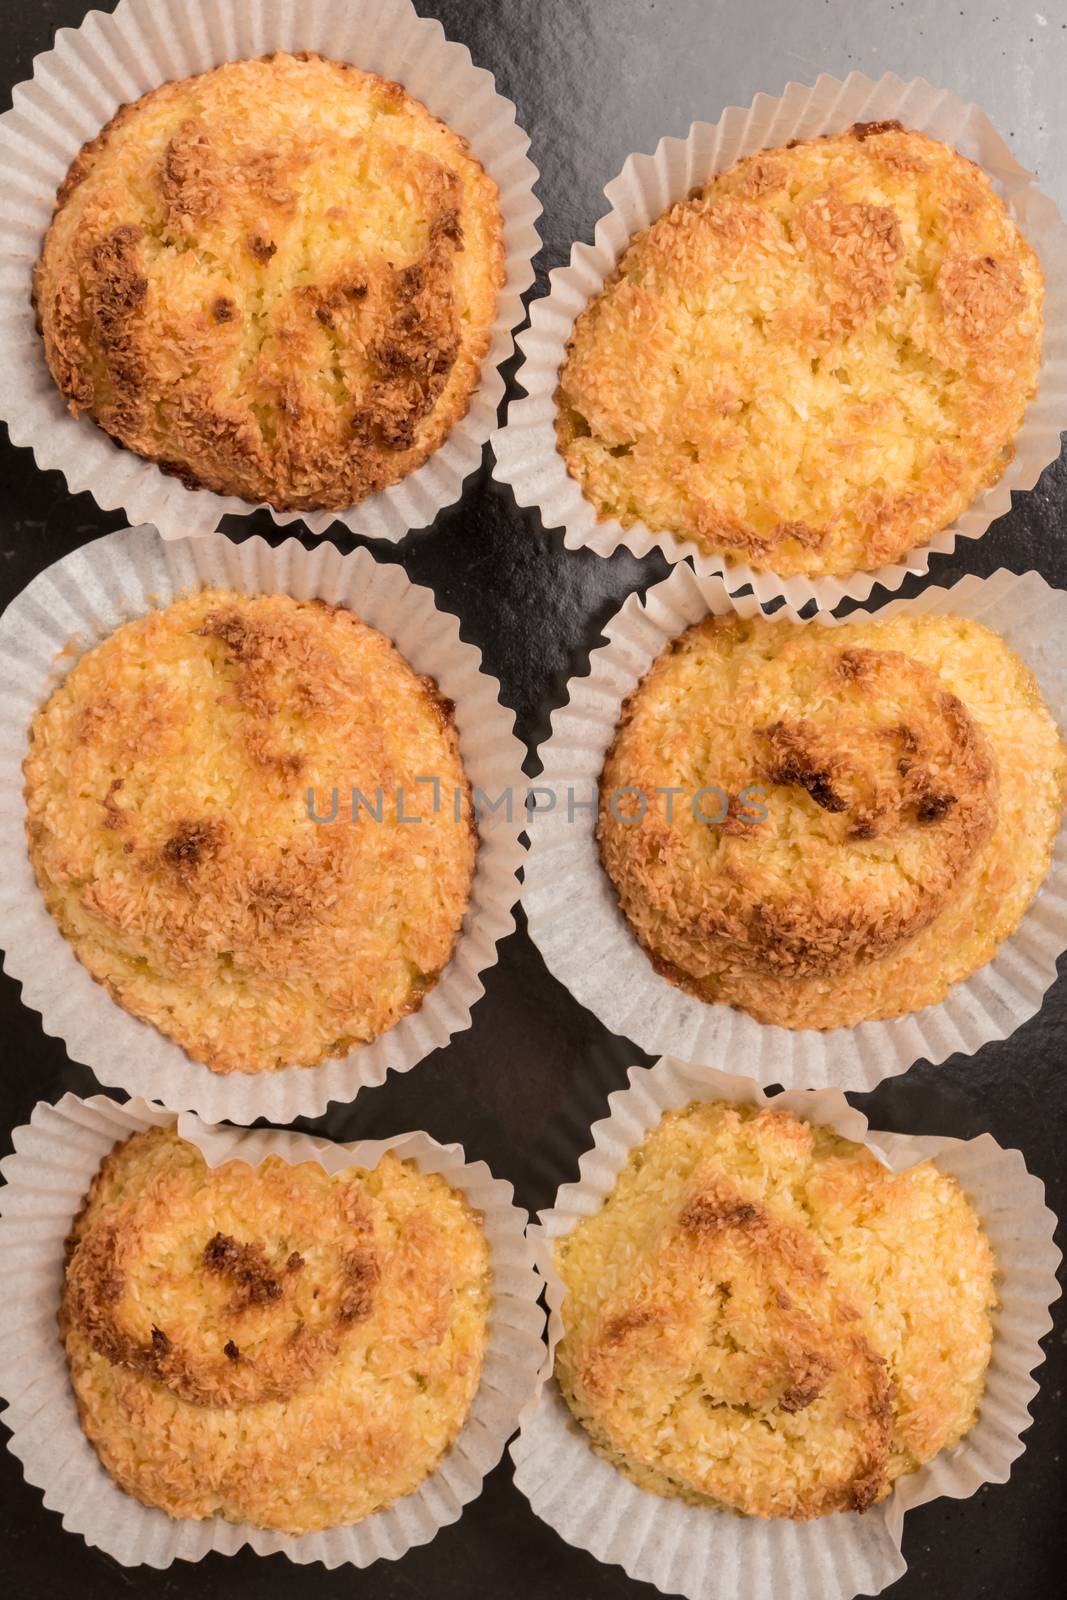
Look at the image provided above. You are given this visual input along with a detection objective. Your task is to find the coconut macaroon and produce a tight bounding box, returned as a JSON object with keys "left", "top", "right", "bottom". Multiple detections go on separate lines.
{"left": 61, "top": 1124, "right": 491, "bottom": 1533}
{"left": 34, "top": 51, "right": 503, "bottom": 511}
{"left": 598, "top": 611, "right": 1065, "bottom": 1030}
{"left": 556, "top": 122, "right": 1043, "bottom": 578}
{"left": 555, "top": 1101, "right": 997, "bottom": 1520}
{"left": 23, "top": 589, "right": 476, "bottom": 1073}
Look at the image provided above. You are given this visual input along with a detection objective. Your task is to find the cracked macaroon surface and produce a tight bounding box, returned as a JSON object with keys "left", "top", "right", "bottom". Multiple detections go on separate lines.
{"left": 554, "top": 1101, "right": 997, "bottom": 1520}
{"left": 34, "top": 51, "right": 504, "bottom": 510}
{"left": 62, "top": 1125, "right": 491, "bottom": 1533}
{"left": 23, "top": 589, "right": 476, "bottom": 1073}
{"left": 556, "top": 122, "right": 1043, "bottom": 577}
{"left": 598, "top": 611, "right": 1065, "bottom": 1029}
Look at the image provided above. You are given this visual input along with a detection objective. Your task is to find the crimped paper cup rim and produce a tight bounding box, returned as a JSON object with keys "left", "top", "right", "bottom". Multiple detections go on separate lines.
{"left": 511, "top": 1057, "right": 1061, "bottom": 1600}
{"left": 0, "top": 0, "right": 542, "bottom": 542}
{"left": 0, "top": 525, "right": 526, "bottom": 1120}
{"left": 522, "top": 563, "right": 1067, "bottom": 1090}
{"left": 0, "top": 1092, "right": 545, "bottom": 1567}
{"left": 491, "top": 69, "right": 1067, "bottom": 609}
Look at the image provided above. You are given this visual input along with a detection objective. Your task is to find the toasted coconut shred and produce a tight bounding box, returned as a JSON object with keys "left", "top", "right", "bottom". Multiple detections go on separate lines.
{"left": 34, "top": 52, "right": 504, "bottom": 511}
{"left": 557, "top": 123, "right": 1044, "bottom": 577}
{"left": 598, "top": 610, "right": 1066, "bottom": 1030}
{"left": 23, "top": 589, "right": 476, "bottom": 1073}
{"left": 555, "top": 1101, "right": 998, "bottom": 1520}
{"left": 61, "top": 1125, "right": 491, "bottom": 1533}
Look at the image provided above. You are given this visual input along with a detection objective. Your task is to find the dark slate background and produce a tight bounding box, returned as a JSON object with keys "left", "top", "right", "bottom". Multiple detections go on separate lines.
{"left": 2, "top": 2, "right": 1065, "bottom": 1596}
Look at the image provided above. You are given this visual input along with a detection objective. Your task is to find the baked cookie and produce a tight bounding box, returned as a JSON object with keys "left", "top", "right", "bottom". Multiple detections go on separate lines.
{"left": 557, "top": 123, "right": 1043, "bottom": 576}
{"left": 555, "top": 1101, "right": 997, "bottom": 1519}
{"left": 63, "top": 1125, "right": 490, "bottom": 1532}
{"left": 35, "top": 52, "right": 503, "bottom": 510}
{"left": 24, "top": 589, "right": 476, "bottom": 1072}
{"left": 598, "top": 611, "right": 1065, "bottom": 1028}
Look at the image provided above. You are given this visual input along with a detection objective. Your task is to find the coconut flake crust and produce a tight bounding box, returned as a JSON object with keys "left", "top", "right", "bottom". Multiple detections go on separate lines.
{"left": 62, "top": 1124, "right": 491, "bottom": 1534}
{"left": 556, "top": 122, "right": 1044, "bottom": 578}
{"left": 34, "top": 52, "right": 504, "bottom": 512}
{"left": 555, "top": 1101, "right": 997, "bottom": 1521}
{"left": 23, "top": 589, "right": 476, "bottom": 1074}
{"left": 598, "top": 611, "right": 1066, "bottom": 1030}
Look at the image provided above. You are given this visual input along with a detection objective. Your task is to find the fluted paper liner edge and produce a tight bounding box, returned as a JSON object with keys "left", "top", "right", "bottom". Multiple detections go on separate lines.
{"left": 491, "top": 70, "right": 1067, "bottom": 609}
{"left": 522, "top": 564, "right": 1067, "bottom": 1090}
{"left": 0, "top": 1091, "right": 544, "bottom": 1568}
{"left": 510, "top": 1058, "right": 1060, "bottom": 1600}
{"left": 0, "top": 0, "right": 541, "bottom": 543}
{"left": 0, "top": 525, "right": 526, "bottom": 1120}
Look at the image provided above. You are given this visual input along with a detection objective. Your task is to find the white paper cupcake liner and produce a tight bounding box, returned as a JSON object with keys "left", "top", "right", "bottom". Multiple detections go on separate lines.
{"left": 0, "top": 1092, "right": 544, "bottom": 1568}
{"left": 491, "top": 70, "right": 1067, "bottom": 610}
{"left": 0, "top": 524, "right": 526, "bottom": 1120}
{"left": 523, "top": 563, "right": 1067, "bottom": 1091}
{"left": 0, "top": 0, "right": 541, "bottom": 543}
{"left": 512, "top": 1057, "right": 1060, "bottom": 1600}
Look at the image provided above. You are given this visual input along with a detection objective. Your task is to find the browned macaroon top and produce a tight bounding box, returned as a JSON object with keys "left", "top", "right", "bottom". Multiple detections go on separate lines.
{"left": 61, "top": 1124, "right": 492, "bottom": 1533}
{"left": 557, "top": 121, "right": 1043, "bottom": 577}
{"left": 65, "top": 1138, "right": 380, "bottom": 1408}
{"left": 23, "top": 589, "right": 477, "bottom": 1073}
{"left": 34, "top": 51, "right": 504, "bottom": 510}
{"left": 596, "top": 609, "right": 1066, "bottom": 1030}
{"left": 555, "top": 1102, "right": 998, "bottom": 1520}
{"left": 600, "top": 613, "right": 998, "bottom": 983}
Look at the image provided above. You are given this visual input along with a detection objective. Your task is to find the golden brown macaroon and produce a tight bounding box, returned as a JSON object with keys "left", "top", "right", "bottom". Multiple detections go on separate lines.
{"left": 24, "top": 589, "right": 476, "bottom": 1073}
{"left": 62, "top": 1124, "right": 491, "bottom": 1533}
{"left": 34, "top": 51, "right": 504, "bottom": 511}
{"left": 555, "top": 1101, "right": 997, "bottom": 1520}
{"left": 557, "top": 122, "right": 1043, "bottom": 577}
{"left": 598, "top": 611, "right": 1065, "bottom": 1029}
